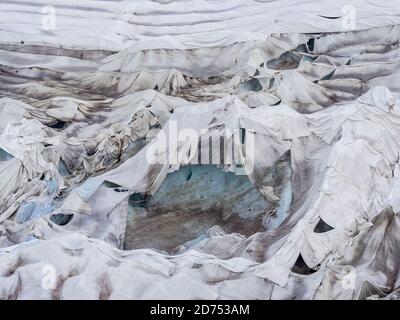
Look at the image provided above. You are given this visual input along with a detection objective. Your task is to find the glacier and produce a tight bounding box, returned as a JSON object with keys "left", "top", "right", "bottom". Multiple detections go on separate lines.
{"left": 0, "top": 0, "right": 400, "bottom": 299}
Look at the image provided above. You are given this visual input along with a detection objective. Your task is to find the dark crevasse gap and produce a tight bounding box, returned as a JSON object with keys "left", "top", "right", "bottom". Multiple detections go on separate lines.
{"left": 291, "top": 254, "right": 318, "bottom": 275}
{"left": 267, "top": 51, "right": 302, "bottom": 70}
{"left": 241, "top": 78, "right": 263, "bottom": 92}
{"left": 0, "top": 148, "right": 13, "bottom": 161}
{"left": 50, "top": 213, "right": 74, "bottom": 226}
{"left": 314, "top": 218, "right": 334, "bottom": 233}
{"left": 124, "top": 165, "right": 268, "bottom": 253}
{"left": 46, "top": 119, "right": 67, "bottom": 130}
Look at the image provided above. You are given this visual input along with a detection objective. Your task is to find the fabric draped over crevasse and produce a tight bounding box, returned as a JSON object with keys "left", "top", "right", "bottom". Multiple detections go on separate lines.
{"left": 2, "top": 87, "right": 400, "bottom": 299}
{"left": 1, "top": 0, "right": 400, "bottom": 299}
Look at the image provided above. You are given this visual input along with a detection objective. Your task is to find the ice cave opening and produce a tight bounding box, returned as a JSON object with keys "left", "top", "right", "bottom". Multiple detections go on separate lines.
{"left": 124, "top": 165, "right": 269, "bottom": 253}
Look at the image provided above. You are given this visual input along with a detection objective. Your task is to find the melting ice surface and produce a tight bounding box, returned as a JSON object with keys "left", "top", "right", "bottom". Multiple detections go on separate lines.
{"left": 125, "top": 165, "right": 268, "bottom": 252}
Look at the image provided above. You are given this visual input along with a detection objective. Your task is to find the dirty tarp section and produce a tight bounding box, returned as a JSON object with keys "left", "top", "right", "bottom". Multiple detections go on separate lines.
{"left": 1, "top": 0, "right": 400, "bottom": 300}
